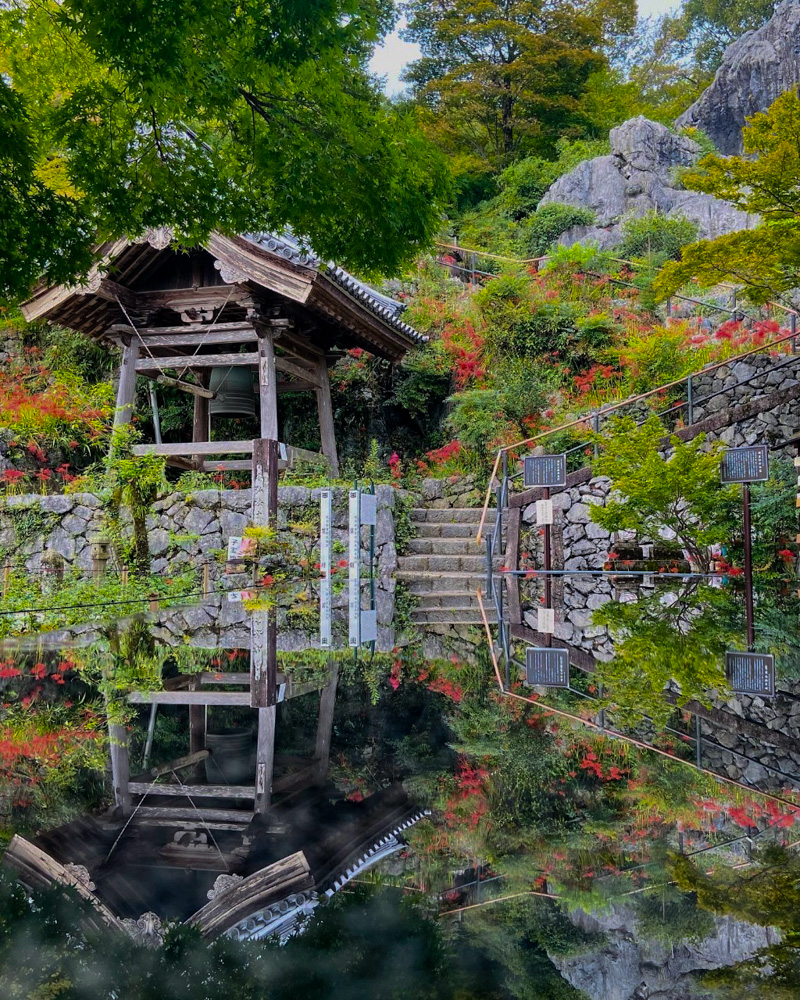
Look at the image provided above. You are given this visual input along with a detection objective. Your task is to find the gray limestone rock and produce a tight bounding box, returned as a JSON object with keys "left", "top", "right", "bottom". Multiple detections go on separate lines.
{"left": 540, "top": 117, "right": 754, "bottom": 247}
{"left": 676, "top": 0, "right": 800, "bottom": 155}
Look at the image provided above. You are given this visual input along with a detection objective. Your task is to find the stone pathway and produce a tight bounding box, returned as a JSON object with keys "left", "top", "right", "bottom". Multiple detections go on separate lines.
{"left": 397, "top": 508, "right": 499, "bottom": 626}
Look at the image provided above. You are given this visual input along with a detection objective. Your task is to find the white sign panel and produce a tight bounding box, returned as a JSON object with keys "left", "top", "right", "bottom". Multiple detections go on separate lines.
{"left": 538, "top": 607, "right": 555, "bottom": 634}
{"left": 349, "top": 490, "right": 361, "bottom": 647}
{"left": 320, "top": 490, "right": 333, "bottom": 648}
{"left": 535, "top": 499, "right": 554, "bottom": 525}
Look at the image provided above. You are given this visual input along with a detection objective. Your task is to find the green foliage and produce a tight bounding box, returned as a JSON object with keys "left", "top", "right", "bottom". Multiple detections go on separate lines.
{"left": 635, "top": 885, "right": 715, "bottom": 946}
{"left": 0, "top": 0, "right": 450, "bottom": 299}
{"left": 402, "top": 0, "right": 627, "bottom": 166}
{"left": 392, "top": 342, "right": 453, "bottom": 421}
{"left": 656, "top": 90, "right": 800, "bottom": 302}
{"left": 591, "top": 415, "right": 734, "bottom": 568}
{"left": 445, "top": 389, "right": 517, "bottom": 468}
{"left": 519, "top": 203, "right": 596, "bottom": 257}
{"left": 616, "top": 211, "right": 698, "bottom": 263}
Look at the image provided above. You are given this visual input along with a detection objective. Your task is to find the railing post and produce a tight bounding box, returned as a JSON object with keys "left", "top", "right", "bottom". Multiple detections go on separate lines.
{"left": 687, "top": 374, "right": 694, "bottom": 426}
{"left": 695, "top": 712, "right": 702, "bottom": 770}
{"left": 730, "top": 288, "right": 737, "bottom": 319}
{"left": 791, "top": 312, "right": 797, "bottom": 354}
{"left": 593, "top": 412, "right": 600, "bottom": 458}
{"left": 666, "top": 297, "right": 672, "bottom": 318}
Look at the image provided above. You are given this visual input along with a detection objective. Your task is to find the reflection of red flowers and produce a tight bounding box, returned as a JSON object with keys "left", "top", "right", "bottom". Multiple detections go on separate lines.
{"left": 778, "top": 549, "right": 795, "bottom": 563}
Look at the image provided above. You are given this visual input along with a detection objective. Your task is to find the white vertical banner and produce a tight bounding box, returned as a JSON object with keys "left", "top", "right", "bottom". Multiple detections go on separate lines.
{"left": 349, "top": 489, "right": 361, "bottom": 647}
{"left": 320, "top": 490, "right": 333, "bottom": 648}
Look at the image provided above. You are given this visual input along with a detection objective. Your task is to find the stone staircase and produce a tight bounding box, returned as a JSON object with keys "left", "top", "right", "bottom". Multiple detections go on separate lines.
{"left": 397, "top": 508, "right": 500, "bottom": 625}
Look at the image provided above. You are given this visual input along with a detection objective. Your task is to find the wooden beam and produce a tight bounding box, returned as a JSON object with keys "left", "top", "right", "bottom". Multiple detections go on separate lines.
{"left": 109, "top": 723, "right": 131, "bottom": 815}
{"left": 128, "top": 782, "right": 255, "bottom": 798}
{"left": 113, "top": 340, "right": 139, "bottom": 428}
{"left": 315, "top": 358, "right": 339, "bottom": 477}
{"left": 110, "top": 320, "right": 256, "bottom": 337}
{"left": 133, "top": 806, "right": 252, "bottom": 824}
{"left": 251, "top": 437, "right": 279, "bottom": 532}
{"left": 94, "top": 278, "right": 140, "bottom": 311}
{"left": 155, "top": 374, "right": 215, "bottom": 398}
{"left": 124, "top": 329, "right": 258, "bottom": 348}
{"left": 128, "top": 690, "right": 252, "bottom": 705}
{"left": 202, "top": 460, "right": 260, "bottom": 473}
{"left": 136, "top": 352, "right": 258, "bottom": 372}
{"left": 129, "top": 749, "right": 210, "bottom": 783}
{"left": 192, "top": 370, "right": 211, "bottom": 468}
{"left": 188, "top": 678, "right": 207, "bottom": 777}
{"left": 254, "top": 706, "right": 276, "bottom": 817}
{"left": 314, "top": 664, "right": 339, "bottom": 782}
{"left": 250, "top": 606, "right": 277, "bottom": 709}
{"left": 274, "top": 355, "right": 321, "bottom": 386}
{"left": 257, "top": 333, "right": 279, "bottom": 439}
{"left": 134, "top": 440, "right": 254, "bottom": 456}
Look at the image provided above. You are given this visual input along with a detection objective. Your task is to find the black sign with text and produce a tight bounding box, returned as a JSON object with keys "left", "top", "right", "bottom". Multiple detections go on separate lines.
{"left": 526, "top": 647, "right": 570, "bottom": 688}
{"left": 720, "top": 446, "right": 770, "bottom": 484}
{"left": 523, "top": 454, "right": 567, "bottom": 489}
{"left": 725, "top": 651, "right": 775, "bottom": 697}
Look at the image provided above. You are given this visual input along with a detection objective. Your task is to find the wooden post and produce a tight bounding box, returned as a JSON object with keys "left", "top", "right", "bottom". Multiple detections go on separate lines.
{"left": 109, "top": 723, "right": 132, "bottom": 816}
{"left": 315, "top": 359, "right": 340, "bottom": 477}
{"left": 188, "top": 677, "right": 207, "bottom": 781}
{"left": 250, "top": 609, "right": 277, "bottom": 709}
{"left": 314, "top": 663, "right": 339, "bottom": 783}
{"left": 113, "top": 339, "right": 140, "bottom": 428}
{"left": 252, "top": 437, "right": 279, "bottom": 529}
{"left": 192, "top": 370, "right": 210, "bottom": 467}
{"left": 254, "top": 705, "right": 276, "bottom": 817}
{"left": 256, "top": 331, "right": 279, "bottom": 441}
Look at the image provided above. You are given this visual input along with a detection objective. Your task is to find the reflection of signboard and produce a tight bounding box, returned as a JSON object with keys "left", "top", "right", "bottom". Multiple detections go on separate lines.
{"left": 320, "top": 490, "right": 333, "bottom": 648}
{"left": 538, "top": 608, "right": 555, "bottom": 634}
{"left": 526, "top": 647, "right": 569, "bottom": 688}
{"left": 349, "top": 490, "right": 361, "bottom": 647}
{"left": 726, "top": 651, "right": 775, "bottom": 696}
{"left": 523, "top": 454, "right": 567, "bottom": 489}
{"left": 227, "top": 536, "right": 257, "bottom": 560}
{"left": 227, "top": 590, "right": 255, "bottom": 603}
{"left": 720, "top": 446, "right": 769, "bottom": 483}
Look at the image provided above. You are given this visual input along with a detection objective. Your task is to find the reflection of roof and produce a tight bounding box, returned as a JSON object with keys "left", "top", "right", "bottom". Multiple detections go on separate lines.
{"left": 245, "top": 232, "right": 421, "bottom": 344}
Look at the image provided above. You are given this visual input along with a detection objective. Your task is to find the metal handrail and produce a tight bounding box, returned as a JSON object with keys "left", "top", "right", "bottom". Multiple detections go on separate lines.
{"left": 477, "top": 325, "right": 800, "bottom": 544}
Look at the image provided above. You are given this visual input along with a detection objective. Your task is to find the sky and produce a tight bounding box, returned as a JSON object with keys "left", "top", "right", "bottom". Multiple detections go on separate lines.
{"left": 369, "top": 1, "right": 681, "bottom": 95}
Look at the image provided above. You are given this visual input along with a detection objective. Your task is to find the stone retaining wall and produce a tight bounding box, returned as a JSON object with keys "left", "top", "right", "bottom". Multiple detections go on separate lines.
{"left": 0, "top": 485, "right": 399, "bottom": 630}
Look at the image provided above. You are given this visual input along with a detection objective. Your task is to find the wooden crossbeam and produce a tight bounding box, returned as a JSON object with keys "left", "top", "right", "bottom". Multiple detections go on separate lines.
{"left": 128, "top": 782, "right": 255, "bottom": 798}
{"left": 199, "top": 672, "right": 251, "bottom": 685}
{"left": 128, "top": 690, "right": 251, "bottom": 706}
{"left": 133, "top": 806, "right": 252, "bottom": 824}
{"left": 131, "top": 330, "right": 258, "bottom": 348}
{"left": 110, "top": 321, "right": 255, "bottom": 337}
{"left": 129, "top": 749, "right": 210, "bottom": 784}
{"left": 274, "top": 355, "right": 320, "bottom": 386}
{"left": 134, "top": 440, "right": 254, "bottom": 456}
{"left": 136, "top": 351, "right": 258, "bottom": 372}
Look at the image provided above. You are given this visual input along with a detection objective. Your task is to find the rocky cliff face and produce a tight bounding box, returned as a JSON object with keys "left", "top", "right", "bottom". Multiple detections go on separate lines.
{"left": 676, "top": 0, "right": 800, "bottom": 155}
{"left": 539, "top": 117, "right": 754, "bottom": 248}
{"left": 550, "top": 905, "right": 778, "bottom": 1000}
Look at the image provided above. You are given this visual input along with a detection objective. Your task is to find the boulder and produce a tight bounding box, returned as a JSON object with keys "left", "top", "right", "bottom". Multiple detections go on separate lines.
{"left": 539, "top": 117, "right": 755, "bottom": 246}
{"left": 676, "top": 0, "right": 800, "bottom": 154}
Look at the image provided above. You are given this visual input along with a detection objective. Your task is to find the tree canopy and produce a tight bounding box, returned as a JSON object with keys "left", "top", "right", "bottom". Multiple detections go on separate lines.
{"left": 0, "top": 0, "right": 450, "bottom": 302}
{"left": 400, "top": 0, "right": 635, "bottom": 169}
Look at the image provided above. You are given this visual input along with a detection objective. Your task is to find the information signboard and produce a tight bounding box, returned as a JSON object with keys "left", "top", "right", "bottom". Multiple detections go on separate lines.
{"left": 725, "top": 651, "right": 775, "bottom": 697}
{"left": 525, "top": 647, "right": 570, "bottom": 688}
{"left": 720, "top": 446, "right": 770, "bottom": 484}
{"left": 349, "top": 490, "right": 361, "bottom": 647}
{"left": 523, "top": 454, "right": 567, "bottom": 489}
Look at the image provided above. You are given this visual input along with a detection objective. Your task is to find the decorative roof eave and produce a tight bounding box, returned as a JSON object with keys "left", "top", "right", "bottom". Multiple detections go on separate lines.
{"left": 20, "top": 231, "right": 425, "bottom": 360}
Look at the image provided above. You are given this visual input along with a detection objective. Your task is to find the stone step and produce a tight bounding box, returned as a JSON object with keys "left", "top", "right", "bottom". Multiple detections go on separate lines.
{"left": 397, "top": 571, "right": 487, "bottom": 593}
{"left": 414, "top": 592, "right": 484, "bottom": 610}
{"left": 405, "top": 537, "right": 484, "bottom": 555}
{"left": 410, "top": 508, "right": 497, "bottom": 524}
{"left": 412, "top": 523, "right": 484, "bottom": 539}
{"left": 398, "top": 554, "right": 492, "bottom": 574}
{"left": 413, "top": 609, "right": 497, "bottom": 625}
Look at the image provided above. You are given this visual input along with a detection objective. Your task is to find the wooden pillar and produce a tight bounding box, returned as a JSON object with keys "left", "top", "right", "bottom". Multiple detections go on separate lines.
{"left": 257, "top": 331, "right": 279, "bottom": 441}
{"left": 316, "top": 359, "right": 340, "bottom": 477}
{"left": 252, "top": 437, "right": 279, "bottom": 529}
{"left": 314, "top": 663, "right": 339, "bottom": 783}
{"left": 254, "top": 706, "right": 276, "bottom": 817}
{"left": 109, "top": 723, "right": 131, "bottom": 816}
{"left": 188, "top": 678, "right": 206, "bottom": 779}
{"left": 192, "top": 370, "right": 210, "bottom": 467}
{"left": 250, "top": 609, "right": 277, "bottom": 709}
{"left": 113, "top": 339, "right": 140, "bottom": 428}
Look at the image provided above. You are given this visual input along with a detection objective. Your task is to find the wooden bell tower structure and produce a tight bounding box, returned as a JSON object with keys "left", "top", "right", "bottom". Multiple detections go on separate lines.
{"left": 21, "top": 229, "right": 423, "bottom": 481}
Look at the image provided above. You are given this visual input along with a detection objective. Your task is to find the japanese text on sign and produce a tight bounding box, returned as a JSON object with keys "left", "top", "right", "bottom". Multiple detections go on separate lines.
{"left": 523, "top": 454, "right": 567, "bottom": 489}
{"left": 525, "top": 647, "right": 569, "bottom": 688}
{"left": 720, "top": 446, "right": 769, "bottom": 484}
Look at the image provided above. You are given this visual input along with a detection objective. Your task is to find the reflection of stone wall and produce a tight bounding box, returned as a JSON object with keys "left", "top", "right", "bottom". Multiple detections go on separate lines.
{"left": 0, "top": 485, "right": 398, "bottom": 630}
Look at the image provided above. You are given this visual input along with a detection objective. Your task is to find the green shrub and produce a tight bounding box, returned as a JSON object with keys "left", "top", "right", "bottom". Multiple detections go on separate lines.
{"left": 617, "top": 211, "right": 699, "bottom": 262}
{"left": 518, "top": 203, "right": 596, "bottom": 257}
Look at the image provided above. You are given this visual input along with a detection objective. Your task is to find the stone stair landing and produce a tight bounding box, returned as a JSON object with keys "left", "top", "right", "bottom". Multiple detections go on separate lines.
{"left": 397, "top": 508, "right": 500, "bottom": 626}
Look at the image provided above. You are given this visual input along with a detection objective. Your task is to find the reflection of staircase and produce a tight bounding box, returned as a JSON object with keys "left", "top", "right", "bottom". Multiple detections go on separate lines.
{"left": 397, "top": 508, "right": 498, "bottom": 625}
